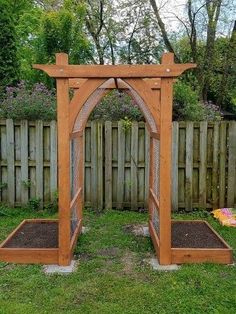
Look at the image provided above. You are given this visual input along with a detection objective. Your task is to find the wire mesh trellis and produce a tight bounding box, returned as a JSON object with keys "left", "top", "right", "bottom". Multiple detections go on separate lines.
{"left": 152, "top": 138, "right": 160, "bottom": 235}
{"left": 70, "top": 136, "right": 81, "bottom": 235}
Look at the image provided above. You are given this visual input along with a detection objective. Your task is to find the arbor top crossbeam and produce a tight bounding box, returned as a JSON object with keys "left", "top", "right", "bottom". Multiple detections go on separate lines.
{"left": 33, "top": 63, "right": 196, "bottom": 78}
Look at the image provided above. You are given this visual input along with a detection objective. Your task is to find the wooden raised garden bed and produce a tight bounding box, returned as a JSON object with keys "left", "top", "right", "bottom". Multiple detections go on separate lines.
{"left": 0, "top": 219, "right": 59, "bottom": 264}
{"left": 170, "top": 220, "right": 233, "bottom": 264}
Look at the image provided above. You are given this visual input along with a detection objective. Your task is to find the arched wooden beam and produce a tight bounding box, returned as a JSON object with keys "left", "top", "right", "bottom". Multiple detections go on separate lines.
{"left": 71, "top": 88, "right": 109, "bottom": 133}
{"left": 69, "top": 78, "right": 106, "bottom": 133}
{"left": 70, "top": 79, "right": 159, "bottom": 136}
{"left": 123, "top": 78, "right": 160, "bottom": 128}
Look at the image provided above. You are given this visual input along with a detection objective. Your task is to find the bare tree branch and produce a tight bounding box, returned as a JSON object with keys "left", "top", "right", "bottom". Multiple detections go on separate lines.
{"left": 149, "top": 0, "right": 180, "bottom": 62}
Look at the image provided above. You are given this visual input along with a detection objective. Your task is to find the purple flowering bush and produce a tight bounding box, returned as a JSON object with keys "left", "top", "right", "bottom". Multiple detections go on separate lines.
{"left": 0, "top": 81, "right": 56, "bottom": 120}
{"left": 90, "top": 90, "right": 144, "bottom": 121}
{"left": 203, "top": 101, "right": 222, "bottom": 121}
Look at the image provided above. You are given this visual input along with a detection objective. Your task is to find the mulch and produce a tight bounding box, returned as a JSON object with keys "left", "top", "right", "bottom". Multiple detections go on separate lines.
{"left": 4, "top": 222, "right": 58, "bottom": 248}
{"left": 171, "top": 221, "right": 226, "bottom": 248}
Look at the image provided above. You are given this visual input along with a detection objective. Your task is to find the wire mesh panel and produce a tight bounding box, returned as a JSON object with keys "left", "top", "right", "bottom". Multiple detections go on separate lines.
{"left": 151, "top": 137, "right": 160, "bottom": 235}
{"left": 153, "top": 138, "right": 160, "bottom": 198}
{"left": 70, "top": 135, "right": 82, "bottom": 236}
{"left": 73, "top": 80, "right": 113, "bottom": 132}
{"left": 123, "top": 81, "right": 158, "bottom": 134}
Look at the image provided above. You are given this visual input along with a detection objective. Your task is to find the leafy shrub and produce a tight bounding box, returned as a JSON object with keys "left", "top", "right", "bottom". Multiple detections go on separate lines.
{"left": 28, "top": 197, "right": 41, "bottom": 211}
{"left": 174, "top": 81, "right": 221, "bottom": 121}
{"left": 44, "top": 191, "right": 58, "bottom": 214}
{"left": 174, "top": 81, "right": 204, "bottom": 121}
{"left": 0, "top": 81, "right": 56, "bottom": 120}
{"left": 90, "top": 90, "right": 144, "bottom": 121}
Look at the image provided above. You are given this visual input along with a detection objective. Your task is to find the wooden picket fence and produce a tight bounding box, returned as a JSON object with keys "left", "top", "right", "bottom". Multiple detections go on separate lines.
{"left": 0, "top": 119, "right": 236, "bottom": 211}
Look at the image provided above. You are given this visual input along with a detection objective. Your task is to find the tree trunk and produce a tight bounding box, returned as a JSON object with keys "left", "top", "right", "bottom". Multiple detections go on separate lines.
{"left": 149, "top": 0, "right": 180, "bottom": 62}
{"left": 201, "top": 0, "right": 222, "bottom": 102}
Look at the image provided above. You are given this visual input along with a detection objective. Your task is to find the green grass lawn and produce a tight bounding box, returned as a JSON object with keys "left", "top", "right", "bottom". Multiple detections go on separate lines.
{"left": 0, "top": 207, "right": 235, "bottom": 314}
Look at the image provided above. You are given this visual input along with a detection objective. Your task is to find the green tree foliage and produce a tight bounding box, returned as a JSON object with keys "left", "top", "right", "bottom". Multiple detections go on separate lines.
{"left": 37, "top": 2, "right": 92, "bottom": 64}
{"left": 1, "top": 0, "right": 235, "bottom": 120}
{"left": 174, "top": 81, "right": 221, "bottom": 121}
{"left": 0, "top": 1, "right": 20, "bottom": 95}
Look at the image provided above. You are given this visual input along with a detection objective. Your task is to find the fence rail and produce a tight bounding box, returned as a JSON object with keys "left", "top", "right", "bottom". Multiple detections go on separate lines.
{"left": 0, "top": 119, "right": 236, "bottom": 210}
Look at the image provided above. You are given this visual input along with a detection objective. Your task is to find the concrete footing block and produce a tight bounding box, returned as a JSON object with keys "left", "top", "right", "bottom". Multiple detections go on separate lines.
{"left": 147, "top": 258, "right": 179, "bottom": 271}
{"left": 43, "top": 260, "right": 78, "bottom": 274}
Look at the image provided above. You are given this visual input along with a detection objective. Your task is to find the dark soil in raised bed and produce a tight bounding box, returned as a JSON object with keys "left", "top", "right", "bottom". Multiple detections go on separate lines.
{"left": 4, "top": 222, "right": 58, "bottom": 248}
{"left": 171, "top": 221, "right": 226, "bottom": 248}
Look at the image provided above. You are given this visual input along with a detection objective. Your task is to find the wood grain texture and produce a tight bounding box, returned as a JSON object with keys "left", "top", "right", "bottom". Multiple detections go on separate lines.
{"left": 172, "top": 122, "right": 179, "bottom": 211}
{"left": 227, "top": 122, "right": 236, "bottom": 207}
{"left": 6, "top": 119, "right": 15, "bottom": 205}
{"left": 117, "top": 122, "right": 125, "bottom": 209}
{"left": 1, "top": 120, "right": 236, "bottom": 210}
{"left": 158, "top": 77, "right": 173, "bottom": 265}
{"left": 105, "top": 121, "right": 112, "bottom": 209}
{"left": 20, "top": 120, "right": 29, "bottom": 204}
{"left": 36, "top": 120, "right": 43, "bottom": 205}
{"left": 185, "top": 122, "right": 193, "bottom": 211}
{"left": 33, "top": 63, "right": 196, "bottom": 78}
{"left": 56, "top": 53, "right": 71, "bottom": 266}
{"left": 171, "top": 248, "right": 232, "bottom": 264}
{"left": 199, "top": 122, "right": 207, "bottom": 209}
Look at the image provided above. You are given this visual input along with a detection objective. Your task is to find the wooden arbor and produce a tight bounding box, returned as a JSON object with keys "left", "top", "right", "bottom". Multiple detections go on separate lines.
{"left": 36, "top": 52, "right": 196, "bottom": 266}
{"left": 34, "top": 53, "right": 195, "bottom": 265}
{"left": 0, "top": 53, "right": 232, "bottom": 265}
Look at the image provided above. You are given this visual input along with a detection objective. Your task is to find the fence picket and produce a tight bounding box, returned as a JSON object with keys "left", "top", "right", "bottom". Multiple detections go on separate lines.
{"left": 117, "top": 121, "right": 125, "bottom": 209}
{"left": 212, "top": 123, "right": 219, "bottom": 209}
{"left": 227, "top": 122, "right": 236, "bottom": 207}
{"left": 35, "top": 121, "right": 44, "bottom": 205}
{"left": 6, "top": 119, "right": 15, "bottom": 205}
{"left": 50, "top": 121, "right": 57, "bottom": 199}
{"left": 131, "top": 122, "right": 138, "bottom": 210}
{"left": 97, "top": 122, "right": 103, "bottom": 210}
{"left": 91, "top": 121, "right": 98, "bottom": 209}
{"left": 185, "top": 122, "right": 193, "bottom": 211}
{"left": 219, "top": 122, "right": 227, "bottom": 207}
{"left": 105, "top": 121, "right": 112, "bottom": 209}
{"left": 21, "top": 120, "right": 29, "bottom": 204}
{"left": 199, "top": 122, "right": 207, "bottom": 209}
{"left": 172, "top": 122, "right": 179, "bottom": 211}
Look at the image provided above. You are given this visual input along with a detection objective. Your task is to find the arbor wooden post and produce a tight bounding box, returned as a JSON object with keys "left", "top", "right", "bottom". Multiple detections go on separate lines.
{"left": 158, "top": 53, "right": 174, "bottom": 264}
{"left": 56, "top": 53, "right": 71, "bottom": 266}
